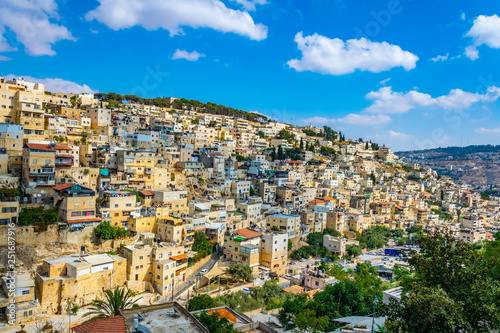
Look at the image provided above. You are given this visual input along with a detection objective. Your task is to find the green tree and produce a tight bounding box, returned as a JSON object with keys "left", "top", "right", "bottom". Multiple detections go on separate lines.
{"left": 227, "top": 263, "right": 252, "bottom": 283}
{"left": 481, "top": 192, "right": 491, "bottom": 200}
{"left": 195, "top": 311, "right": 239, "bottom": 333}
{"left": 249, "top": 186, "right": 256, "bottom": 196}
{"left": 191, "top": 118, "right": 200, "bottom": 125}
{"left": 188, "top": 294, "right": 214, "bottom": 311}
{"left": 270, "top": 147, "right": 277, "bottom": 161}
{"left": 277, "top": 145, "right": 284, "bottom": 160}
{"left": 383, "top": 230, "right": 500, "bottom": 332}
{"left": 84, "top": 288, "right": 139, "bottom": 319}
{"left": 293, "top": 309, "right": 329, "bottom": 333}
{"left": 258, "top": 130, "right": 266, "bottom": 138}
{"left": 346, "top": 245, "right": 362, "bottom": 257}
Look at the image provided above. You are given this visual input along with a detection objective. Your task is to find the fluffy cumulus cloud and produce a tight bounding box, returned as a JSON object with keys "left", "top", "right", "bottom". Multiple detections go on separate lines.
{"left": 364, "top": 86, "right": 500, "bottom": 114}
{"left": 302, "top": 114, "right": 391, "bottom": 126}
{"left": 385, "top": 130, "right": 415, "bottom": 140}
{"left": 465, "top": 14, "right": 500, "bottom": 60}
{"left": 85, "top": 0, "right": 268, "bottom": 41}
{"left": 0, "top": 0, "right": 75, "bottom": 56}
{"left": 475, "top": 126, "right": 500, "bottom": 134}
{"left": 231, "top": 0, "right": 267, "bottom": 11}
{"left": 287, "top": 32, "right": 418, "bottom": 75}
{"left": 337, "top": 113, "right": 391, "bottom": 125}
{"left": 5, "top": 74, "right": 98, "bottom": 94}
{"left": 172, "top": 49, "right": 205, "bottom": 61}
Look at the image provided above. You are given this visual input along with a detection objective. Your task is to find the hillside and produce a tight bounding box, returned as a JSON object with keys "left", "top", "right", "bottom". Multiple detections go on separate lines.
{"left": 396, "top": 145, "right": 500, "bottom": 189}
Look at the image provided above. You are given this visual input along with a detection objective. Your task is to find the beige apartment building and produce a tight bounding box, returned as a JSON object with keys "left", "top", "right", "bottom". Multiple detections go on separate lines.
{"left": 223, "top": 229, "right": 262, "bottom": 274}
{"left": 117, "top": 150, "right": 156, "bottom": 189}
{"left": 266, "top": 214, "right": 301, "bottom": 242}
{"left": 35, "top": 254, "right": 127, "bottom": 313}
{"left": 22, "top": 143, "right": 56, "bottom": 202}
{"left": 152, "top": 188, "right": 188, "bottom": 216}
{"left": 0, "top": 123, "right": 23, "bottom": 174}
{"left": 124, "top": 241, "right": 190, "bottom": 294}
{"left": 260, "top": 232, "right": 288, "bottom": 276}
{"left": 53, "top": 183, "right": 100, "bottom": 225}
{"left": 100, "top": 191, "right": 138, "bottom": 227}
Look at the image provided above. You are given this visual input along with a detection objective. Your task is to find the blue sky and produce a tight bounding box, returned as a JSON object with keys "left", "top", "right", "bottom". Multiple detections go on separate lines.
{"left": 2, "top": 0, "right": 500, "bottom": 151}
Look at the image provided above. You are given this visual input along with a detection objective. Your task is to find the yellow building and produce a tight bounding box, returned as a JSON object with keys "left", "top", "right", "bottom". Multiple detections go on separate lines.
{"left": 0, "top": 123, "right": 23, "bottom": 175}
{"left": 117, "top": 150, "right": 156, "bottom": 189}
{"left": 99, "top": 191, "right": 138, "bottom": 227}
{"left": 223, "top": 229, "right": 262, "bottom": 274}
{"left": 53, "top": 183, "right": 100, "bottom": 225}
{"left": 22, "top": 143, "right": 56, "bottom": 203}
{"left": 260, "top": 232, "right": 288, "bottom": 276}
{"left": 35, "top": 254, "right": 126, "bottom": 313}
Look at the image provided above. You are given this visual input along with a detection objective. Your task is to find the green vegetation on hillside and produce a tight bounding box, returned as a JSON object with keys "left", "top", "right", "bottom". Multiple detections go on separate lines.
{"left": 94, "top": 92, "right": 268, "bottom": 122}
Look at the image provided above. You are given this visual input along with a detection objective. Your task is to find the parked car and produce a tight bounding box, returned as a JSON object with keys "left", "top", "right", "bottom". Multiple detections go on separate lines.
{"left": 290, "top": 261, "right": 296, "bottom": 265}
{"left": 365, "top": 260, "right": 372, "bottom": 264}
{"left": 241, "top": 288, "right": 251, "bottom": 293}
{"left": 300, "top": 258, "right": 307, "bottom": 262}
{"left": 284, "top": 274, "right": 292, "bottom": 279}
{"left": 382, "top": 257, "right": 391, "bottom": 261}
{"left": 200, "top": 269, "right": 209, "bottom": 274}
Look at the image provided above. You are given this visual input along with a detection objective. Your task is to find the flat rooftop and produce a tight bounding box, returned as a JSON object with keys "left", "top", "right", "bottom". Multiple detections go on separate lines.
{"left": 121, "top": 303, "right": 207, "bottom": 333}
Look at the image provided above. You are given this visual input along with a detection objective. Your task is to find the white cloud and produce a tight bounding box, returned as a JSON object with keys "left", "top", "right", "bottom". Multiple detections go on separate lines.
{"left": 465, "top": 45, "right": 479, "bottom": 60}
{"left": 0, "top": 55, "right": 11, "bottom": 61}
{"left": 461, "top": 12, "right": 466, "bottom": 20}
{"left": 5, "top": 75, "right": 98, "bottom": 94}
{"left": 86, "top": 0, "right": 268, "bottom": 41}
{"left": 365, "top": 86, "right": 500, "bottom": 114}
{"left": 300, "top": 114, "right": 391, "bottom": 126}
{"left": 365, "top": 87, "right": 433, "bottom": 114}
{"left": 379, "top": 78, "right": 391, "bottom": 86}
{"left": 0, "top": 0, "right": 74, "bottom": 56}
{"left": 231, "top": 0, "right": 267, "bottom": 11}
{"left": 287, "top": 32, "right": 418, "bottom": 75}
{"left": 385, "top": 130, "right": 415, "bottom": 141}
{"left": 465, "top": 14, "right": 500, "bottom": 60}
{"left": 300, "top": 116, "right": 334, "bottom": 125}
{"left": 337, "top": 114, "right": 391, "bottom": 125}
{"left": 431, "top": 53, "right": 449, "bottom": 62}
{"left": 474, "top": 126, "right": 500, "bottom": 134}
{"left": 172, "top": 49, "right": 206, "bottom": 61}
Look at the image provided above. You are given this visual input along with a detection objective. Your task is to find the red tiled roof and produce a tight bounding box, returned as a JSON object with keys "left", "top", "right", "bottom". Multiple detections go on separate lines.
{"left": 53, "top": 183, "right": 75, "bottom": 191}
{"left": 285, "top": 160, "right": 303, "bottom": 164}
{"left": 67, "top": 217, "right": 102, "bottom": 224}
{"left": 55, "top": 145, "right": 72, "bottom": 150}
{"left": 25, "top": 143, "right": 55, "bottom": 151}
{"left": 170, "top": 254, "right": 189, "bottom": 261}
{"left": 72, "top": 316, "right": 126, "bottom": 333}
{"left": 208, "top": 152, "right": 223, "bottom": 156}
{"left": 139, "top": 190, "right": 154, "bottom": 196}
{"left": 56, "top": 154, "right": 74, "bottom": 158}
{"left": 235, "top": 228, "right": 262, "bottom": 239}
{"left": 309, "top": 199, "right": 325, "bottom": 204}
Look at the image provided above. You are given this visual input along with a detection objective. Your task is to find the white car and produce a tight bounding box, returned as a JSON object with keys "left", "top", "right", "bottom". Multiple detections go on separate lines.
{"left": 300, "top": 258, "right": 307, "bottom": 262}
{"left": 241, "top": 288, "right": 251, "bottom": 293}
{"left": 200, "top": 269, "right": 209, "bottom": 275}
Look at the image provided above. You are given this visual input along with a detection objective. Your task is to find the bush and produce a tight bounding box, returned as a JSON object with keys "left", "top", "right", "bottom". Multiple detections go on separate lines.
{"left": 94, "top": 221, "right": 129, "bottom": 240}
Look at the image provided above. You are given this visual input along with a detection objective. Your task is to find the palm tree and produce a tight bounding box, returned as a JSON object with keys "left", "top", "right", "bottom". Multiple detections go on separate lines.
{"left": 70, "top": 95, "right": 79, "bottom": 108}
{"left": 83, "top": 287, "right": 140, "bottom": 319}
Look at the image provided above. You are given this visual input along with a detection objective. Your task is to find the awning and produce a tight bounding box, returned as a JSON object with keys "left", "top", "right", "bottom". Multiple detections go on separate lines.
{"left": 170, "top": 254, "right": 189, "bottom": 261}
{"left": 67, "top": 217, "right": 102, "bottom": 224}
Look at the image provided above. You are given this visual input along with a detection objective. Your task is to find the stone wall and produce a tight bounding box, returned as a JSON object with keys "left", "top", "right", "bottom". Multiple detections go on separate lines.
{"left": 0, "top": 225, "right": 60, "bottom": 246}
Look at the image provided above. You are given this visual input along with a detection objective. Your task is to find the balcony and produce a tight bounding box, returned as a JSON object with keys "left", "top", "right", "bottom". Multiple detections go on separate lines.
{"left": 145, "top": 169, "right": 153, "bottom": 174}
{"left": 56, "top": 157, "right": 74, "bottom": 166}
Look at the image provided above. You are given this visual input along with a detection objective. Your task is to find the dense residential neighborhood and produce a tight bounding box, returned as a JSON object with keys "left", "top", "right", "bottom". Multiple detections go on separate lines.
{"left": 1, "top": 77, "right": 500, "bottom": 333}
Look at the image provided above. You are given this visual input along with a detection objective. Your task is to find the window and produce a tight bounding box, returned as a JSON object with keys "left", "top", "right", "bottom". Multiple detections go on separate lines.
{"left": 139, "top": 256, "right": 143, "bottom": 260}
{"left": 33, "top": 159, "right": 37, "bottom": 163}
{"left": 22, "top": 290, "right": 29, "bottom": 295}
